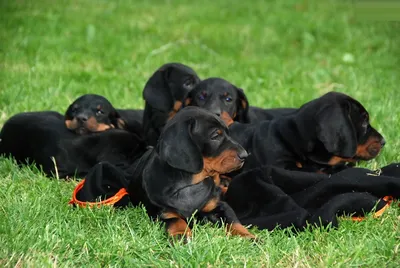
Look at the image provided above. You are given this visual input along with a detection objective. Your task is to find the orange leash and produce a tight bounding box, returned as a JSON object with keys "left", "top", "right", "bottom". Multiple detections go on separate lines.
{"left": 69, "top": 179, "right": 129, "bottom": 208}
{"left": 351, "top": 196, "right": 394, "bottom": 222}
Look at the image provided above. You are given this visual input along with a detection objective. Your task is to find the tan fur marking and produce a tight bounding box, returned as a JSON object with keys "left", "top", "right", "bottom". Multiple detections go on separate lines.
{"left": 161, "top": 212, "right": 192, "bottom": 237}
{"left": 213, "top": 173, "right": 221, "bottom": 186}
{"left": 65, "top": 119, "right": 76, "bottom": 130}
{"left": 66, "top": 117, "right": 112, "bottom": 133}
{"left": 328, "top": 136, "right": 382, "bottom": 165}
{"left": 168, "top": 100, "right": 183, "bottom": 120}
{"left": 328, "top": 156, "right": 356, "bottom": 166}
{"left": 220, "top": 185, "right": 229, "bottom": 195}
{"left": 162, "top": 212, "right": 180, "bottom": 219}
{"left": 226, "top": 223, "right": 255, "bottom": 238}
{"left": 192, "top": 171, "right": 217, "bottom": 185}
{"left": 86, "top": 116, "right": 98, "bottom": 130}
{"left": 221, "top": 111, "right": 234, "bottom": 127}
{"left": 191, "top": 151, "right": 242, "bottom": 185}
{"left": 218, "top": 174, "right": 231, "bottom": 195}
{"left": 201, "top": 198, "right": 219, "bottom": 212}
{"left": 355, "top": 137, "right": 382, "bottom": 160}
{"left": 173, "top": 100, "right": 182, "bottom": 111}
{"left": 95, "top": 123, "right": 112, "bottom": 132}
{"left": 184, "top": 98, "right": 192, "bottom": 106}
{"left": 241, "top": 99, "right": 247, "bottom": 109}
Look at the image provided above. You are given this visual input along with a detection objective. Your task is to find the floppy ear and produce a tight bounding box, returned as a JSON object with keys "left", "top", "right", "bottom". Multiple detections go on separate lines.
{"left": 316, "top": 104, "right": 357, "bottom": 157}
{"left": 235, "top": 88, "right": 250, "bottom": 123}
{"left": 159, "top": 118, "right": 203, "bottom": 173}
{"left": 165, "top": 68, "right": 193, "bottom": 105}
{"left": 143, "top": 68, "right": 174, "bottom": 112}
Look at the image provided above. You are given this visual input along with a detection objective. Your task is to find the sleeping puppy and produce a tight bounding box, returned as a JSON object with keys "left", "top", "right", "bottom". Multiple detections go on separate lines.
{"left": 128, "top": 106, "right": 255, "bottom": 240}
{"left": 142, "top": 62, "right": 201, "bottom": 146}
{"left": 183, "top": 77, "right": 296, "bottom": 125}
{"left": 229, "top": 91, "right": 385, "bottom": 174}
{"left": 65, "top": 94, "right": 126, "bottom": 135}
{"left": 0, "top": 111, "right": 146, "bottom": 178}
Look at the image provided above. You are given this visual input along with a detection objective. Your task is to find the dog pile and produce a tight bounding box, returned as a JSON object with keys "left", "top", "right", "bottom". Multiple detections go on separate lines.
{"left": 1, "top": 62, "right": 399, "bottom": 242}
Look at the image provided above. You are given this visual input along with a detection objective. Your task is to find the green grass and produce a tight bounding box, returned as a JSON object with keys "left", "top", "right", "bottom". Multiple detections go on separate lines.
{"left": 1, "top": 0, "right": 400, "bottom": 266}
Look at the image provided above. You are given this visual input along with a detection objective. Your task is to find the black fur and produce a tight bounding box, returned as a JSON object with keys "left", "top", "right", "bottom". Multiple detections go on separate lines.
{"left": 0, "top": 111, "right": 146, "bottom": 178}
{"left": 184, "top": 78, "right": 249, "bottom": 123}
{"left": 142, "top": 63, "right": 201, "bottom": 146}
{"left": 229, "top": 92, "right": 385, "bottom": 174}
{"left": 184, "top": 77, "right": 297, "bottom": 123}
{"left": 65, "top": 94, "right": 126, "bottom": 135}
{"left": 126, "top": 107, "right": 254, "bottom": 239}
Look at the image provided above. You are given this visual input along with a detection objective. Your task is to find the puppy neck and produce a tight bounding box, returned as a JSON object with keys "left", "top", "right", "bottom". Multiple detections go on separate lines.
{"left": 276, "top": 114, "right": 317, "bottom": 158}
{"left": 154, "top": 149, "right": 221, "bottom": 186}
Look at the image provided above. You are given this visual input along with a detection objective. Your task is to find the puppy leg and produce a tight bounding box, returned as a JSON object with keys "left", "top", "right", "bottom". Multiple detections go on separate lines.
{"left": 161, "top": 211, "right": 192, "bottom": 240}
{"left": 218, "top": 201, "right": 255, "bottom": 239}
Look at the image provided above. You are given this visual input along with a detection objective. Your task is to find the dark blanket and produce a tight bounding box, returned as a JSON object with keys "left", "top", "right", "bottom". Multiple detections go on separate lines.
{"left": 71, "top": 162, "right": 400, "bottom": 231}
{"left": 225, "top": 163, "right": 400, "bottom": 230}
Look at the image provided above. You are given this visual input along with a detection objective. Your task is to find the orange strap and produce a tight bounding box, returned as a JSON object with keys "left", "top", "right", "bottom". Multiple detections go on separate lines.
{"left": 69, "top": 179, "right": 129, "bottom": 208}
{"left": 351, "top": 196, "right": 394, "bottom": 222}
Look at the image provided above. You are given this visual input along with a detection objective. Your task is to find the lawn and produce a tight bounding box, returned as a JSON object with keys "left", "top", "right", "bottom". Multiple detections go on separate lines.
{"left": 1, "top": 0, "right": 400, "bottom": 266}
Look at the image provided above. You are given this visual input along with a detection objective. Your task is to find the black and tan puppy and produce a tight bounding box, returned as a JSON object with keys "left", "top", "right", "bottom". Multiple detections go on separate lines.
{"left": 184, "top": 78, "right": 296, "bottom": 125}
{"left": 183, "top": 78, "right": 249, "bottom": 125}
{"left": 65, "top": 94, "right": 127, "bottom": 135}
{"left": 127, "top": 107, "right": 255, "bottom": 240}
{"left": 142, "top": 63, "right": 201, "bottom": 145}
{"left": 0, "top": 111, "right": 146, "bottom": 178}
{"left": 229, "top": 91, "right": 385, "bottom": 173}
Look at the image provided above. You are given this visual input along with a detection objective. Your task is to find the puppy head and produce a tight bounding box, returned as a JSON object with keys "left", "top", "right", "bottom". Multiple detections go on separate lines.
{"left": 184, "top": 78, "right": 249, "bottom": 126}
{"left": 158, "top": 106, "right": 248, "bottom": 174}
{"left": 309, "top": 92, "right": 385, "bottom": 164}
{"left": 143, "top": 63, "right": 200, "bottom": 115}
{"left": 65, "top": 94, "right": 124, "bottom": 135}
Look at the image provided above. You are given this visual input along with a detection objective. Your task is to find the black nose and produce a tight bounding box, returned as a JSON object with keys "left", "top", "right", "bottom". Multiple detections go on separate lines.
{"left": 380, "top": 139, "right": 386, "bottom": 147}
{"left": 76, "top": 115, "right": 88, "bottom": 122}
{"left": 210, "top": 108, "right": 221, "bottom": 117}
{"left": 237, "top": 150, "right": 248, "bottom": 161}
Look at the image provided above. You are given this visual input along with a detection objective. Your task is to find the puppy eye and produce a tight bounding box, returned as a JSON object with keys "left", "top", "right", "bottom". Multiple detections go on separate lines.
{"left": 225, "top": 96, "right": 232, "bottom": 102}
{"left": 211, "top": 133, "right": 219, "bottom": 140}
{"left": 198, "top": 93, "right": 207, "bottom": 101}
{"left": 211, "top": 130, "right": 222, "bottom": 140}
{"left": 96, "top": 110, "right": 104, "bottom": 115}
